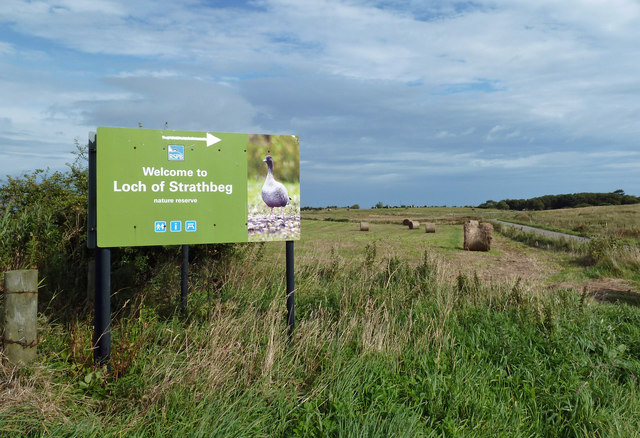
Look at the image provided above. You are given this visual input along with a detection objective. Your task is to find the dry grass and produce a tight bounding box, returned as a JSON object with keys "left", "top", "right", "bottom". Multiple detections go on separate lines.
{"left": 1, "top": 238, "right": 639, "bottom": 436}
{"left": 0, "top": 362, "right": 78, "bottom": 434}
{"left": 505, "top": 204, "right": 640, "bottom": 241}
{"left": 2, "top": 205, "right": 640, "bottom": 436}
{"left": 302, "top": 204, "right": 640, "bottom": 242}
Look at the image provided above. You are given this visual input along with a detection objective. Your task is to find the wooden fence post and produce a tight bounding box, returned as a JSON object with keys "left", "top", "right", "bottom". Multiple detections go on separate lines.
{"left": 2, "top": 269, "right": 38, "bottom": 366}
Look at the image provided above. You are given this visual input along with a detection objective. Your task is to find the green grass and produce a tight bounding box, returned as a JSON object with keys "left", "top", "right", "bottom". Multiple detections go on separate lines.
{"left": 3, "top": 239, "right": 640, "bottom": 437}
{"left": 301, "top": 206, "right": 489, "bottom": 224}
{"left": 494, "top": 218, "right": 590, "bottom": 238}
{"left": 300, "top": 204, "right": 640, "bottom": 246}
{"left": 293, "top": 220, "right": 469, "bottom": 263}
{"left": 496, "top": 204, "right": 640, "bottom": 243}
{"left": 492, "top": 221, "right": 587, "bottom": 253}
{"left": 3, "top": 207, "right": 640, "bottom": 437}
{"left": 491, "top": 221, "right": 640, "bottom": 285}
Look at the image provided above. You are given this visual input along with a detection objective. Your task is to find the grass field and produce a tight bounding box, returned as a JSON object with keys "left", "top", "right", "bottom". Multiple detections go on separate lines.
{"left": 302, "top": 204, "right": 640, "bottom": 241}
{"left": 2, "top": 205, "right": 640, "bottom": 436}
{"left": 511, "top": 204, "right": 640, "bottom": 240}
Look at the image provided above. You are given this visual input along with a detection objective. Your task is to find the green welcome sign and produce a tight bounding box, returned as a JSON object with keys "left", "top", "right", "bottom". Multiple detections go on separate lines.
{"left": 93, "top": 127, "right": 300, "bottom": 247}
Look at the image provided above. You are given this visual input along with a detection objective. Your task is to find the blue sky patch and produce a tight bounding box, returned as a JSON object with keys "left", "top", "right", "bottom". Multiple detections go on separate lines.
{"left": 434, "top": 80, "right": 504, "bottom": 96}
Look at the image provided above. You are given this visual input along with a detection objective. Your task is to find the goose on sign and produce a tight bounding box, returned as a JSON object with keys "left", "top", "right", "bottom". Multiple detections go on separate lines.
{"left": 261, "top": 155, "right": 289, "bottom": 220}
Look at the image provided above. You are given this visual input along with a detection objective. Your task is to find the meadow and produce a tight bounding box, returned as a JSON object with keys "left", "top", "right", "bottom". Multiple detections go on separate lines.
{"left": 302, "top": 203, "right": 640, "bottom": 242}
{"left": 1, "top": 205, "right": 640, "bottom": 437}
{"left": 499, "top": 204, "right": 640, "bottom": 241}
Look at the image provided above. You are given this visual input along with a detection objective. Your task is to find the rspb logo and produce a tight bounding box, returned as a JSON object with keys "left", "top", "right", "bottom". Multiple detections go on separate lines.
{"left": 168, "top": 145, "right": 184, "bottom": 161}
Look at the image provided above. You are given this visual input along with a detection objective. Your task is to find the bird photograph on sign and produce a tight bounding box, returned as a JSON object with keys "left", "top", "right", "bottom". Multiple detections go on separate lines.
{"left": 247, "top": 134, "right": 300, "bottom": 241}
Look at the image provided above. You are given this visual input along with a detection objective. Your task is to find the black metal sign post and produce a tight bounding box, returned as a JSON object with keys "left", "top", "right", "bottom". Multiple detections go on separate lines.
{"left": 94, "top": 247, "right": 111, "bottom": 366}
{"left": 89, "top": 129, "right": 188, "bottom": 366}
{"left": 88, "top": 132, "right": 111, "bottom": 366}
{"left": 286, "top": 240, "right": 295, "bottom": 337}
{"left": 181, "top": 244, "right": 189, "bottom": 315}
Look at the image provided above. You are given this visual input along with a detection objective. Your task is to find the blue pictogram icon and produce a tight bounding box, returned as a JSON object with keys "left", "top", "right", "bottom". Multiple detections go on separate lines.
{"left": 170, "top": 220, "right": 182, "bottom": 232}
{"left": 185, "top": 220, "right": 197, "bottom": 232}
{"left": 155, "top": 221, "right": 167, "bottom": 232}
{"left": 168, "top": 145, "right": 184, "bottom": 161}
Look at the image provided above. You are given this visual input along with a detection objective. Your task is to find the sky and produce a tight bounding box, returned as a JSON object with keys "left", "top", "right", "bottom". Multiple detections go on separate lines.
{"left": 1, "top": 0, "right": 639, "bottom": 208}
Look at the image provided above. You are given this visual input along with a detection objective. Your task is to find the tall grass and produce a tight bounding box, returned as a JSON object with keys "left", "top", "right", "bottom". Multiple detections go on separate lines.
{"left": 2, "top": 244, "right": 639, "bottom": 437}
{"left": 492, "top": 220, "right": 586, "bottom": 253}
{"left": 501, "top": 204, "right": 640, "bottom": 242}
{"left": 493, "top": 221, "right": 640, "bottom": 282}
{"left": 584, "top": 237, "right": 640, "bottom": 281}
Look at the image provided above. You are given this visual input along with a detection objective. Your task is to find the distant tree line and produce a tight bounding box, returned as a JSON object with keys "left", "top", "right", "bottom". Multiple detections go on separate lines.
{"left": 477, "top": 190, "right": 640, "bottom": 210}
{"left": 301, "top": 204, "right": 360, "bottom": 211}
{"left": 372, "top": 202, "right": 427, "bottom": 209}
{"left": 302, "top": 203, "right": 432, "bottom": 210}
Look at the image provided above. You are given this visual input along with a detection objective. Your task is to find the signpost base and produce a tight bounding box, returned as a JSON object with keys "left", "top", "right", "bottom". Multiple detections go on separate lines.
{"left": 286, "top": 241, "right": 295, "bottom": 337}
{"left": 181, "top": 244, "right": 189, "bottom": 315}
{"left": 94, "top": 248, "right": 111, "bottom": 367}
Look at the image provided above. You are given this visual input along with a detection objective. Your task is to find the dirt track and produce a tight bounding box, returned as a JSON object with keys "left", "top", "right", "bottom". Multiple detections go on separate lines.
{"left": 447, "top": 233, "right": 561, "bottom": 285}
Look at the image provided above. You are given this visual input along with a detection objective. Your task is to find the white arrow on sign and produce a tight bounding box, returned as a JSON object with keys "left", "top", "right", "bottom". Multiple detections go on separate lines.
{"left": 161, "top": 132, "right": 221, "bottom": 147}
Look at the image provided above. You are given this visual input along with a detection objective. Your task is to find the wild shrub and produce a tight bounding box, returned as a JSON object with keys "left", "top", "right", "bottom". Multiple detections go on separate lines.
{"left": 0, "top": 199, "right": 58, "bottom": 271}
{"left": 0, "top": 148, "right": 89, "bottom": 300}
{"left": 587, "top": 236, "right": 626, "bottom": 264}
{"left": 584, "top": 236, "right": 640, "bottom": 278}
{"left": 0, "top": 146, "right": 235, "bottom": 316}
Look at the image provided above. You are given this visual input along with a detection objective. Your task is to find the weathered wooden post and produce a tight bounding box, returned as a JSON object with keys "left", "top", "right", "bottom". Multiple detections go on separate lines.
{"left": 2, "top": 269, "right": 38, "bottom": 366}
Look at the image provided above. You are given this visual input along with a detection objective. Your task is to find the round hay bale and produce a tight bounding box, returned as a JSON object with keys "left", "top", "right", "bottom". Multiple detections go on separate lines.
{"left": 480, "top": 222, "right": 494, "bottom": 249}
{"left": 360, "top": 222, "right": 369, "bottom": 231}
{"left": 424, "top": 222, "right": 436, "bottom": 233}
{"left": 408, "top": 220, "right": 420, "bottom": 230}
{"left": 463, "top": 221, "right": 492, "bottom": 251}
{"left": 402, "top": 218, "right": 411, "bottom": 226}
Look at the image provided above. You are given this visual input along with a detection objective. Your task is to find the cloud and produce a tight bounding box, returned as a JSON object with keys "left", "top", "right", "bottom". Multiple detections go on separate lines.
{"left": 605, "top": 162, "right": 640, "bottom": 169}
{"left": 1, "top": 0, "right": 640, "bottom": 205}
{"left": 0, "top": 41, "right": 14, "bottom": 55}
{"left": 486, "top": 125, "right": 506, "bottom": 141}
{"left": 71, "top": 74, "right": 260, "bottom": 132}
{"left": 435, "top": 130, "right": 454, "bottom": 139}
